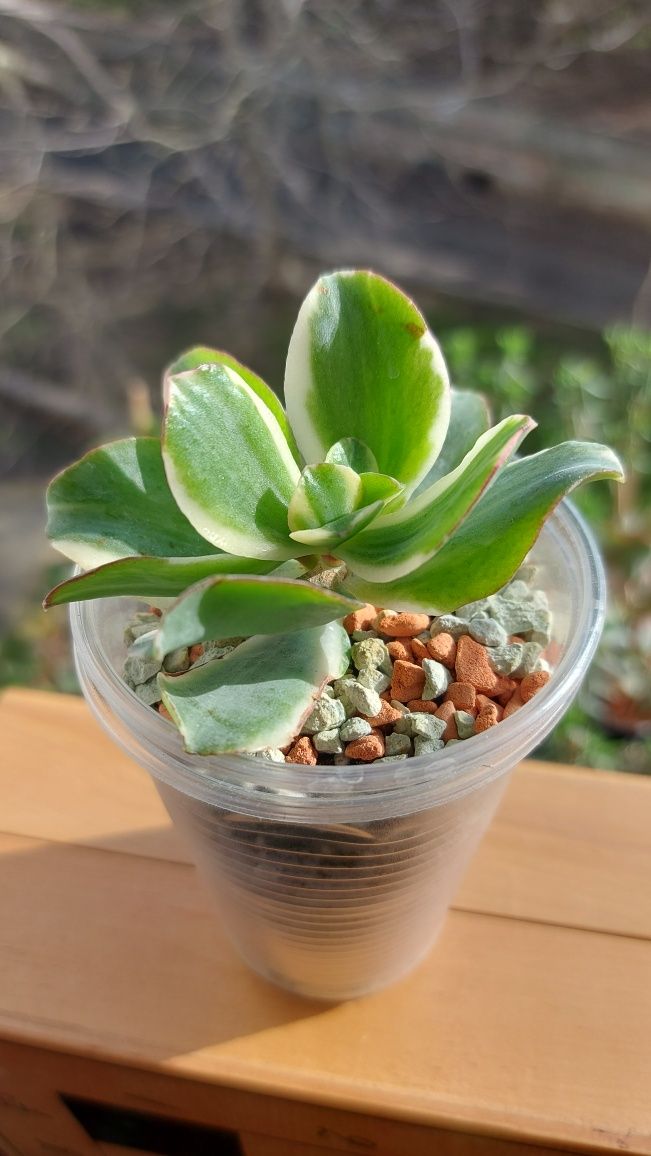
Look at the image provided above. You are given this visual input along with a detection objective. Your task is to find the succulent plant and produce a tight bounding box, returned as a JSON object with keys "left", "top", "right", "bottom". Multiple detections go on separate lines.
{"left": 44, "top": 271, "right": 624, "bottom": 755}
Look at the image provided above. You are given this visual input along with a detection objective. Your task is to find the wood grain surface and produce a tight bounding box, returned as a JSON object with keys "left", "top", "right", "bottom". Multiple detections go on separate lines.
{"left": 0, "top": 688, "right": 650, "bottom": 1155}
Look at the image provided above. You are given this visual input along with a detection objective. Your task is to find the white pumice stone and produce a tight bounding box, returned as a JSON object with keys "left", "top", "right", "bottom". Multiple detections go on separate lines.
{"left": 489, "top": 598, "right": 541, "bottom": 635}
{"left": 524, "top": 609, "right": 552, "bottom": 645}
{"left": 430, "top": 615, "right": 469, "bottom": 639}
{"left": 162, "top": 646, "right": 190, "bottom": 673}
{"left": 351, "top": 629, "right": 378, "bottom": 642}
{"left": 134, "top": 676, "right": 162, "bottom": 706}
{"left": 468, "top": 616, "right": 508, "bottom": 647}
{"left": 313, "top": 728, "right": 344, "bottom": 754}
{"left": 322, "top": 685, "right": 336, "bottom": 698}
{"left": 352, "top": 638, "right": 390, "bottom": 671}
{"left": 530, "top": 587, "right": 550, "bottom": 609}
{"left": 455, "top": 598, "right": 490, "bottom": 619}
{"left": 445, "top": 738, "right": 461, "bottom": 745}
{"left": 513, "top": 642, "right": 543, "bottom": 677}
{"left": 302, "top": 695, "right": 347, "bottom": 734}
{"left": 385, "top": 731, "right": 412, "bottom": 757}
{"left": 395, "top": 713, "right": 447, "bottom": 741}
{"left": 390, "top": 699, "right": 411, "bottom": 716}
{"left": 454, "top": 710, "right": 476, "bottom": 739}
{"left": 515, "top": 563, "right": 538, "bottom": 583}
{"left": 533, "top": 656, "right": 552, "bottom": 674}
{"left": 375, "top": 754, "right": 409, "bottom": 762}
{"left": 358, "top": 667, "right": 391, "bottom": 694}
{"left": 501, "top": 579, "right": 531, "bottom": 601}
{"left": 124, "top": 654, "right": 162, "bottom": 687}
{"left": 414, "top": 737, "right": 445, "bottom": 755}
{"left": 253, "top": 747, "right": 286, "bottom": 762}
{"left": 421, "top": 658, "right": 453, "bottom": 700}
{"left": 339, "top": 717, "right": 372, "bottom": 742}
{"left": 487, "top": 644, "right": 524, "bottom": 675}
{"left": 334, "top": 678, "right": 382, "bottom": 718}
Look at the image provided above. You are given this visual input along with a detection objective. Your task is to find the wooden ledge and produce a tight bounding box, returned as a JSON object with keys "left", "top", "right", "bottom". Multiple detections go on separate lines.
{"left": 0, "top": 688, "right": 650, "bottom": 1155}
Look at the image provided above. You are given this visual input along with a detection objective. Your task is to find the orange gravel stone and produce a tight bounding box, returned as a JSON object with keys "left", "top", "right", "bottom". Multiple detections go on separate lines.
{"left": 493, "top": 675, "right": 518, "bottom": 697}
{"left": 503, "top": 687, "right": 525, "bottom": 718}
{"left": 363, "top": 700, "right": 403, "bottom": 728}
{"left": 345, "top": 728, "right": 385, "bottom": 761}
{"left": 407, "top": 699, "right": 439, "bottom": 714}
{"left": 286, "top": 736, "right": 318, "bottom": 765}
{"left": 434, "top": 700, "right": 458, "bottom": 740}
{"left": 387, "top": 639, "right": 413, "bottom": 663}
{"left": 496, "top": 690, "right": 516, "bottom": 708}
{"left": 391, "top": 659, "right": 426, "bottom": 702}
{"left": 455, "top": 635, "right": 499, "bottom": 694}
{"left": 158, "top": 702, "right": 172, "bottom": 720}
{"left": 426, "top": 632, "right": 457, "bottom": 669}
{"left": 342, "top": 603, "right": 377, "bottom": 633}
{"left": 444, "top": 681, "right": 476, "bottom": 712}
{"left": 474, "top": 702, "right": 500, "bottom": 732}
{"left": 410, "top": 637, "right": 429, "bottom": 661}
{"left": 520, "top": 670, "right": 551, "bottom": 702}
{"left": 188, "top": 643, "right": 205, "bottom": 663}
{"left": 376, "top": 612, "right": 431, "bottom": 638}
{"left": 476, "top": 693, "right": 496, "bottom": 713}
{"left": 149, "top": 606, "right": 163, "bottom": 618}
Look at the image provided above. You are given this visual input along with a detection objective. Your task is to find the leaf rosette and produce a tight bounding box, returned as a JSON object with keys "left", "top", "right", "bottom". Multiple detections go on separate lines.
{"left": 45, "top": 270, "right": 624, "bottom": 754}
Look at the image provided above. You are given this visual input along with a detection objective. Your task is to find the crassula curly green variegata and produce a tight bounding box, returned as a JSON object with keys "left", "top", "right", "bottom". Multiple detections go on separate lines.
{"left": 44, "top": 271, "right": 624, "bottom": 755}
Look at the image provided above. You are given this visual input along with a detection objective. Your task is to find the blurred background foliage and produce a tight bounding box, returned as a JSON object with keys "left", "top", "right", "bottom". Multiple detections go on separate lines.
{"left": 0, "top": 0, "right": 649, "bottom": 770}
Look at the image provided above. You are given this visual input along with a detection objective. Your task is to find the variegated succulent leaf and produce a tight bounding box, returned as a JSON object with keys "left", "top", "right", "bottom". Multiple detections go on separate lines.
{"left": 44, "top": 269, "right": 625, "bottom": 756}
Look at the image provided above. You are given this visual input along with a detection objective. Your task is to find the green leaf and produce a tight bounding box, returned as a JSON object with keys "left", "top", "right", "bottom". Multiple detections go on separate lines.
{"left": 43, "top": 554, "right": 277, "bottom": 607}
{"left": 413, "top": 388, "right": 491, "bottom": 494}
{"left": 288, "top": 463, "right": 362, "bottom": 532}
{"left": 163, "top": 364, "right": 302, "bottom": 560}
{"left": 159, "top": 622, "right": 350, "bottom": 754}
{"left": 288, "top": 463, "right": 401, "bottom": 529}
{"left": 287, "top": 502, "right": 387, "bottom": 549}
{"left": 284, "top": 270, "right": 450, "bottom": 495}
{"left": 165, "top": 346, "right": 302, "bottom": 464}
{"left": 339, "top": 416, "right": 534, "bottom": 581}
{"left": 343, "top": 442, "right": 625, "bottom": 613}
{"left": 287, "top": 462, "right": 403, "bottom": 549}
{"left": 151, "top": 575, "right": 361, "bottom": 658}
{"left": 46, "top": 437, "right": 219, "bottom": 569}
{"left": 325, "top": 437, "right": 379, "bottom": 473}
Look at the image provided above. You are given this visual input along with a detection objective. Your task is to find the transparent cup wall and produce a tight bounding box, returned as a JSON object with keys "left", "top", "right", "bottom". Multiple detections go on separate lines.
{"left": 72, "top": 504, "right": 605, "bottom": 999}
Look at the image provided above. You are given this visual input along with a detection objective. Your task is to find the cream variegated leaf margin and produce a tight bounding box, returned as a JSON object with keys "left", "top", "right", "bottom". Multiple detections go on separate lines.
{"left": 413, "top": 388, "right": 491, "bottom": 494}
{"left": 339, "top": 416, "right": 534, "bottom": 581}
{"left": 159, "top": 621, "right": 350, "bottom": 755}
{"left": 163, "top": 364, "right": 302, "bottom": 560}
{"left": 46, "top": 437, "right": 221, "bottom": 569}
{"left": 284, "top": 270, "right": 450, "bottom": 496}
{"left": 343, "top": 442, "right": 625, "bottom": 613}
{"left": 164, "top": 346, "right": 302, "bottom": 464}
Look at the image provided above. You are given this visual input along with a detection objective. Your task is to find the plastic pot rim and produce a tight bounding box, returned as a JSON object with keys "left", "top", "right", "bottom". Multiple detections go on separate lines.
{"left": 70, "top": 500, "right": 606, "bottom": 822}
